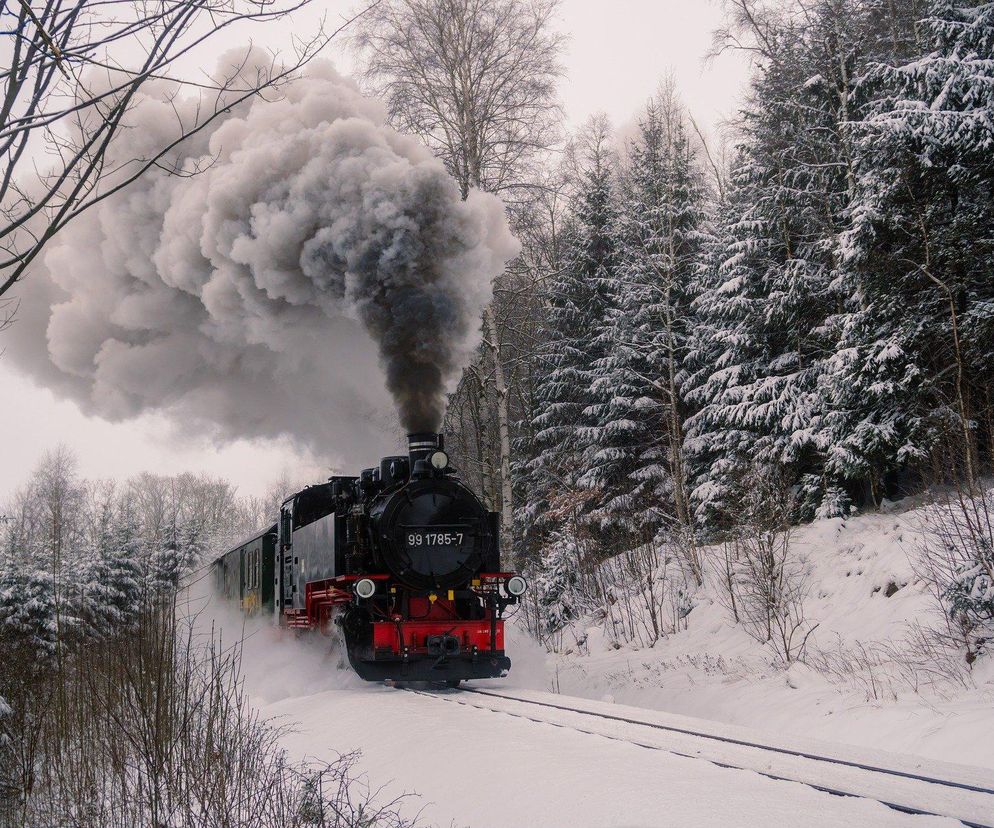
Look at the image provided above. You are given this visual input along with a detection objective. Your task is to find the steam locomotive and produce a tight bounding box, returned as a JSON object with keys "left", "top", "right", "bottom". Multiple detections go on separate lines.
{"left": 211, "top": 432, "right": 526, "bottom": 684}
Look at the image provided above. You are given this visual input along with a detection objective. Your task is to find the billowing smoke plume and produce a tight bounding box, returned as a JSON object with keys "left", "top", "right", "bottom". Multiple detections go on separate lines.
{"left": 7, "top": 54, "right": 517, "bottom": 463}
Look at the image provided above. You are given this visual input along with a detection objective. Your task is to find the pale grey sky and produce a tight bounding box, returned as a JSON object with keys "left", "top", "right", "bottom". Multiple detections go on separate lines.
{"left": 0, "top": 0, "right": 748, "bottom": 499}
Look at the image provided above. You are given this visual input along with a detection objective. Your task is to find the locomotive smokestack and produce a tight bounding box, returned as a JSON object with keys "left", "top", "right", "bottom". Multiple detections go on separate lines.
{"left": 407, "top": 432, "right": 440, "bottom": 465}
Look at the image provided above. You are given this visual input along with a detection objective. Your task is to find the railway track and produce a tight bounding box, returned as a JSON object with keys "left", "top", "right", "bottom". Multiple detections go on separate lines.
{"left": 407, "top": 685, "right": 994, "bottom": 827}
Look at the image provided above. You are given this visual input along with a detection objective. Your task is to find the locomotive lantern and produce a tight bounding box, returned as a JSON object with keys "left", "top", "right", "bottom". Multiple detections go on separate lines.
{"left": 212, "top": 432, "right": 524, "bottom": 684}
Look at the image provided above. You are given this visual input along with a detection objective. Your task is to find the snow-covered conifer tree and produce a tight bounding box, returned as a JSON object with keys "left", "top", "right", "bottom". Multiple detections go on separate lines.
{"left": 582, "top": 85, "right": 707, "bottom": 542}
{"left": 685, "top": 2, "right": 910, "bottom": 521}
{"left": 829, "top": 0, "right": 994, "bottom": 489}
{"left": 535, "top": 530, "right": 583, "bottom": 633}
{"left": 0, "top": 567, "right": 60, "bottom": 661}
{"left": 523, "top": 116, "right": 619, "bottom": 546}
{"left": 81, "top": 500, "right": 145, "bottom": 635}
{"left": 150, "top": 515, "right": 206, "bottom": 594}
{"left": 683, "top": 161, "right": 771, "bottom": 526}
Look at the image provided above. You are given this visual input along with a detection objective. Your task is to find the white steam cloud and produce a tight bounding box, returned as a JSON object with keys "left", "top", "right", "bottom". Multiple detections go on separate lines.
{"left": 7, "top": 53, "right": 518, "bottom": 464}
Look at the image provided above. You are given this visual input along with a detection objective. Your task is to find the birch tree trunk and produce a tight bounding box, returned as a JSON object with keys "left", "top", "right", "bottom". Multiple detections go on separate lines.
{"left": 484, "top": 305, "right": 515, "bottom": 542}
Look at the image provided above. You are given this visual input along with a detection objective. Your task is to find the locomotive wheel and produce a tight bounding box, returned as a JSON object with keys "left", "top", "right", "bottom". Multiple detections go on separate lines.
{"left": 445, "top": 679, "right": 462, "bottom": 688}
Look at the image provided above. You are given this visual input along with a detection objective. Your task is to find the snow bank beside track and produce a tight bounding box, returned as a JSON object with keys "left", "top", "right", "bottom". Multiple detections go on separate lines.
{"left": 519, "top": 501, "right": 994, "bottom": 770}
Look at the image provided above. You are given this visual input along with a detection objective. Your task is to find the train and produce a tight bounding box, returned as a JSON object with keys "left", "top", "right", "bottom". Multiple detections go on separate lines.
{"left": 211, "top": 432, "right": 526, "bottom": 684}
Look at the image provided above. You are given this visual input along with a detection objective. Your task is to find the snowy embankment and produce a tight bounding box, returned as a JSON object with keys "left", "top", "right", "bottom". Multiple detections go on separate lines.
{"left": 516, "top": 499, "right": 994, "bottom": 771}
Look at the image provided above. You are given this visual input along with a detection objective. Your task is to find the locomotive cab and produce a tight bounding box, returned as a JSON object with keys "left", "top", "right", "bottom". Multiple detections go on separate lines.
{"left": 276, "top": 479, "right": 354, "bottom": 614}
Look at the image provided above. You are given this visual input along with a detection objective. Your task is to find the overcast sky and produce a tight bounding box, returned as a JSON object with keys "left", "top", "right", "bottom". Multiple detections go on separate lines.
{"left": 0, "top": 0, "right": 748, "bottom": 500}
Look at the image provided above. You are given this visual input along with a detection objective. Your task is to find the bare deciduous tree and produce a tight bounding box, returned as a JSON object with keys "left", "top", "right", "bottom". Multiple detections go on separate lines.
{"left": 1, "top": 0, "right": 372, "bottom": 301}
{"left": 444, "top": 166, "right": 567, "bottom": 557}
{"left": 350, "top": 0, "right": 564, "bottom": 200}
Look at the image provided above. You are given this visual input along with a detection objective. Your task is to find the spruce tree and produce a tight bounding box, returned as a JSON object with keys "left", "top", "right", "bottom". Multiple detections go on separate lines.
{"left": 582, "top": 89, "right": 707, "bottom": 543}
{"left": 685, "top": 2, "right": 913, "bottom": 521}
{"left": 82, "top": 501, "right": 144, "bottom": 635}
{"left": 683, "top": 159, "right": 772, "bottom": 526}
{"left": 535, "top": 530, "right": 583, "bottom": 633}
{"left": 829, "top": 0, "right": 994, "bottom": 488}
{"left": 523, "top": 117, "right": 619, "bottom": 546}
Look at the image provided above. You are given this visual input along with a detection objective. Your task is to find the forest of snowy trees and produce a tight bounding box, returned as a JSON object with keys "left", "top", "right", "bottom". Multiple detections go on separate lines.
{"left": 405, "top": 0, "right": 994, "bottom": 639}
{"left": 0, "top": 0, "right": 989, "bottom": 662}
{"left": 0, "top": 451, "right": 420, "bottom": 826}
{"left": 0, "top": 447, "right": 285, "bottom": 672}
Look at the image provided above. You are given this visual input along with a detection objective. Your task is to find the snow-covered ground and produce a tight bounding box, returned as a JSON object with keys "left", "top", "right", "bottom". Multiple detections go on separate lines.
{"left": 505, "top": 501, "right": 994, "bottom": 771}
{"left": 218, "top": 498, "right": 994, "bottom": 827}
{"left": 262, "top": 683, "right": 970, "bottom": 828}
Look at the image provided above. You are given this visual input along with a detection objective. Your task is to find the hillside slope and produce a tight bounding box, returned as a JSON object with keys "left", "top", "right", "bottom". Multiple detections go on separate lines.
{"left": 502, "top": 501, "right": 994, "bottom": 769}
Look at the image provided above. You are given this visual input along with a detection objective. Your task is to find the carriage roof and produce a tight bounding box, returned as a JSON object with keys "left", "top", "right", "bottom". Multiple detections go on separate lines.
{"left": 212, "top": 523, "right": 277, "bottom": 565}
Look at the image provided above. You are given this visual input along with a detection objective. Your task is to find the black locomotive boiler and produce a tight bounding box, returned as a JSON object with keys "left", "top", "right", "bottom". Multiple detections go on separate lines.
{"left": 212, "top": 432, "right": 526, "bottom": 683}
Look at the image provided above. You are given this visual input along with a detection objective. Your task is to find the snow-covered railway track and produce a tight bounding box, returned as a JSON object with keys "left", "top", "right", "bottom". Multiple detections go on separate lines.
{"left": 407, "top": 686, "right": 994, "bottom": 827}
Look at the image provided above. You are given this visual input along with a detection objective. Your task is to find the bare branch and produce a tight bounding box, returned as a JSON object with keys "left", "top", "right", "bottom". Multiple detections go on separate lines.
{"left": 1, "top": 0, "right": 376, "bottom": 301}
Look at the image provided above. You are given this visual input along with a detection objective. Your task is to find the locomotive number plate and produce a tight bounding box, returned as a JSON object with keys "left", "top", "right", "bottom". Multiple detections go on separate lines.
{"left": 405, "top": 526, "right": 468, "bottom": 547}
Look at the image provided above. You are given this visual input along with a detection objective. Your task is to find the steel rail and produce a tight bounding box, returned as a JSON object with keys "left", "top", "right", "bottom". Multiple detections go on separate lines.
{"left": 462, "top": 687, "right": 994, "bottom": 797}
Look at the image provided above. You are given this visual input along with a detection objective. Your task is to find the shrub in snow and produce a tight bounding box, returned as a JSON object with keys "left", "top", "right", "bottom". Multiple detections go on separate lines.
{"left": 815, "top": 486, "right": 856, "bottom": 521}
{"left": 719, "top": 466, "right": 817, "bottom": 666}
{"left": 945, "top": 562, "right": 994, "bottom": 651}
{"left": 536, "top": 531, "right": 584, "bottom": 634}
{"left": 919, "top": 487, "right": 994, "bottom": 662}
{"left": 592, "top": 538, "right": 684, "bottom": 649}
{"left": 1, "top": 604, "right": 422, "bottom": 827}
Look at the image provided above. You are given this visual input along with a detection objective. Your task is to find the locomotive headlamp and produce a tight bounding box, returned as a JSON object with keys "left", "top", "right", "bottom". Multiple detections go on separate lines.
{"left": 506, "top": 575, "right": 527, "bottom": 597}
{"left": 354, "top": 578, "right": 377, "bottom": 599}
{"left": 429, "top": 450, "right": 449, "bottom": 470}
